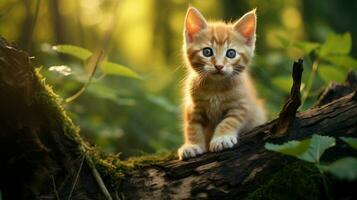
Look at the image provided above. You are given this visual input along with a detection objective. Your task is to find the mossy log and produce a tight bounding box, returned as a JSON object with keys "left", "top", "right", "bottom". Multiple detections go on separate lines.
{"left": 0, "top": 38, "right": 107, "bottom": 199}
{"left": 0, "top": 37, "right": 357, "bottom": 200}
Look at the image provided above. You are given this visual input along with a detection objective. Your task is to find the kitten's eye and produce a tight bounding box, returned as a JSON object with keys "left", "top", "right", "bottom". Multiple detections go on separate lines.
{"left": 202, "top": 47, "right": 213, "bottom": 57}
{"left": 226, "top": 49, "right": 236, "bottom": 58}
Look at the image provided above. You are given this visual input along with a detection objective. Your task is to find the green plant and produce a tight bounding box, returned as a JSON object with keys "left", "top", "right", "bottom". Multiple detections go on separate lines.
{"left": 48, "top": 44, "right": 181, "bottom": 156}
{"left": 51, "top": 44, "right": 141, "bottom": 103}
{"left": 53, "top": 45, "right": 141, "bottom": 79}
{"left": 276, "top": 32, "right": 357, "bottom": 108}
{"left": 265, "top": 134, "right": 357, "bottom": 199}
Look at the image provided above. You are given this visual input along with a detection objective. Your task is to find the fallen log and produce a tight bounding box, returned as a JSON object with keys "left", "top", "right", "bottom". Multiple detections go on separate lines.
{"left": 0, "top": 37, "right": 356, "bottom": 200}
{"left": 120, "top": 88, "right": 357, "bottom": 200}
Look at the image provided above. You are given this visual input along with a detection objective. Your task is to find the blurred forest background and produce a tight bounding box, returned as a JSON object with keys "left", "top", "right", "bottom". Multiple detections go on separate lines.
{"left": 1, "top": 0, "right": 357, "bottom": 158}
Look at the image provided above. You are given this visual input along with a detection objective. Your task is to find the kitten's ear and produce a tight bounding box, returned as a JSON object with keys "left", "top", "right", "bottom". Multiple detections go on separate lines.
{"left": 184, "top": 7, "right": 207, "bottom": 42}
{"left": 233, "top": 9, "right": 257, "bottom": 44}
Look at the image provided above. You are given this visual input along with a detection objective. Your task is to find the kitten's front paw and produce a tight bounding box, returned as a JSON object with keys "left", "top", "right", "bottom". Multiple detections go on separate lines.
{"left": 209, "top": 134, "right": 238, "bottom": 152}
{"left": 178, "top": 144, "right": 205, "bottom": 160}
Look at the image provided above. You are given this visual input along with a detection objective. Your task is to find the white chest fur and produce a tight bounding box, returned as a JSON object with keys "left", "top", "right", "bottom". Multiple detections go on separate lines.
{"left": 206, "top": 95, "right": 224, "bottom": 123}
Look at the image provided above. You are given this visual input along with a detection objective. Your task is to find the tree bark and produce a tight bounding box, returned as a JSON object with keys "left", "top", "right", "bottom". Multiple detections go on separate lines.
{"left": 0, "top": 37, "right": 356, "bottom": 200}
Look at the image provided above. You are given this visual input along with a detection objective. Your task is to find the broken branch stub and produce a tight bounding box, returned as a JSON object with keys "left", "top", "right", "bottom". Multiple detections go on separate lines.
{"left": 271, "top": 59, "right": 303, "bottom": 136}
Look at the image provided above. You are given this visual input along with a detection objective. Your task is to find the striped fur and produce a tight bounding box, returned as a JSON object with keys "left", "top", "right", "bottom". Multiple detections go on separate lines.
{"left": 178, "top": 7, "right": 266, "bottom": 160}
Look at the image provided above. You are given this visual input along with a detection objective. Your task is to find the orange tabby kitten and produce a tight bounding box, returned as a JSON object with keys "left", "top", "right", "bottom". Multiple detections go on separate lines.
{"left": 178, "top": 7, "right": 266, "bottom": 160}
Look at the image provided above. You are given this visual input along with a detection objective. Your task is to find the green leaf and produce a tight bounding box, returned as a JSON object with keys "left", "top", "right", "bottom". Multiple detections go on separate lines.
{"left": 272, "top": 76, "right": 292, "bottom": 93}
{"left": 266, "top": 135, "right": 336, "bottom": 163}
{"left": 101, "top": 61, "right": 141, "bottom": 79}
{"left": 318, "top": 32, "right": 352, "bottom": 57}
{"left": 318, "top": 65, "right": 345, "bottom": 83}
{"left": 322, "top": 55, "right": 357, "bottom": 70}
{"left": 265, "top": 140, "right": 310, "bottom": 157}
{"left": 298, "top": 134, "right": 335, "bottom": 163}
{"left": 53, "top": 45, "right": 92, "bottom": 60}
{"left": 340, "top": 137, "right": 357, "bottom": 150}
{"left": 320, "top": 157, "right": 357, "bottom": 181}
{"left": 293, "top": 41, "right": 320, "bottom": 55}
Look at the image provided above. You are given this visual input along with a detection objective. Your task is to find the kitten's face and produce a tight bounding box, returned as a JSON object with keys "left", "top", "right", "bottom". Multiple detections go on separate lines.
{"left": 184, "top": 7, "right": 257, "bottom": 80}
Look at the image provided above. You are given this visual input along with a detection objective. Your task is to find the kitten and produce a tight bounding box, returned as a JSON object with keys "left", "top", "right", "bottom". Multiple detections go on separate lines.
{"left": 178, "top": 7, "right": 266, "bottom": 160}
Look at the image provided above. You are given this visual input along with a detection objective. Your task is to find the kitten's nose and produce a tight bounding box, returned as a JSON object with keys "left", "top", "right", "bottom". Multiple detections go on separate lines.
{"left": 214, "top": 65, "right": 224, "bottom": 71}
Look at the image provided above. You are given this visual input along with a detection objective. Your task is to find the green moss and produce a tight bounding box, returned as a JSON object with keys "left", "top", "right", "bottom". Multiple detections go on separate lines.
{"left": 246, "top": 162, "right": 321, "bottom": 200}
{"left": 34, "top": 69, "right": 82, "bottom": 142}
{"left": 120, "top": 151, "right": 177, "bottom": 169}
{"left": 88, "top": 146, "right": 177, "bottom": 187}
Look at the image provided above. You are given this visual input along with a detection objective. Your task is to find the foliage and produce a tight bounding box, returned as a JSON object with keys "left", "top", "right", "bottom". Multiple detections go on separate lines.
{"left": 318, "top": 65, "right": 345, "bottom": 83}
{"left": 319, "top": 157, "right": 357, "bottom": 181}
{"left": 53, "top": 45, "right": 92, "bottom": 60}
{"left": 318, "top": 33, "right": 352, "bottom": 57}
{"left": 277, "top": 32, "right": 357, "bottom": 108}
{"left": 298, "top": 135, "right": 335, "bottom": 163}
{"left": 266, "top": 134, "right": 357, "bottom": 199}
{"left": 101, "top": 61, "right": 141, "bottom": 79}
{"left": 53, "top": 44, "right": 141, "bottom": 79}
{"left": 265, "top": 139, "right": 310, "bottom": 157}
{"left": 265, "top": 135, "right": 357, "bottom": 181}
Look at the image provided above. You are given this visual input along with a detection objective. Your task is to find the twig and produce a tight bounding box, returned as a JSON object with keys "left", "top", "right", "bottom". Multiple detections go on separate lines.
{"left": 51, "top": 175, "right": 60, "bottom": 200}
{"left": 63, "top": 0, "right": 120, "bottom": 104}
{"left": 85, "top": 155, "right": 113, "bottom": 200}
{"left": 63, "top": 50, "right": 104, "bottom": 104}
{"left": 67, "top": 154, "right": 85, "bottom": 200}
{"left": 271, "top": 59, "right": 303, "bottom": 136}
